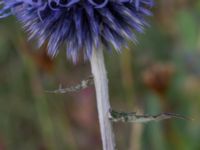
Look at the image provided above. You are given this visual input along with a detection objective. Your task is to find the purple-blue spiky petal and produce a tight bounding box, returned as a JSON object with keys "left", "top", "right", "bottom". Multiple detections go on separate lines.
{"left": 0, "top": 0, "right": 154, "bottom": 62}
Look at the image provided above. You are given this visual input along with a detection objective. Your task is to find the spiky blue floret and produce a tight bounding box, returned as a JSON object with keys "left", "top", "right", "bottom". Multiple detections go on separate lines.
{"left": 0, "top": 0, "right": 154, "bottom": 62}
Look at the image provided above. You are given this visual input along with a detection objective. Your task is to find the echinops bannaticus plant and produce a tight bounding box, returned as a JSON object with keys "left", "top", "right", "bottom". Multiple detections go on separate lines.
{"left": 0, "top": 0, "right": 154, "bottom": 150}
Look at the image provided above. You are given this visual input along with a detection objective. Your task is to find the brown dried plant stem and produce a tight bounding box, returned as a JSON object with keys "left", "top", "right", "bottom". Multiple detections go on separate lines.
{"left": 90, "top": 48, "right": 116, "bottom": 150}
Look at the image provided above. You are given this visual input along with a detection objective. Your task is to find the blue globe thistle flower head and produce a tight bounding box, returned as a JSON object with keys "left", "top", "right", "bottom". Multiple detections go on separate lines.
{"left": 0, "top": 0, "right": 154, "bottom": 63}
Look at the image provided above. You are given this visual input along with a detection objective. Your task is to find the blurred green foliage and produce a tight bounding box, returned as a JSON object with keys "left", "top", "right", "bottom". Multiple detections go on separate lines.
{"left": 0, "top": 0, "right": 200, "bottom": 150}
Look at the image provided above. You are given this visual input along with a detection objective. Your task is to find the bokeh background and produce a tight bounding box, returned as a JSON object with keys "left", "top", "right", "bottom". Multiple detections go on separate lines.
{"left": 0, "top": 0, "right": 200, "bottom": 150}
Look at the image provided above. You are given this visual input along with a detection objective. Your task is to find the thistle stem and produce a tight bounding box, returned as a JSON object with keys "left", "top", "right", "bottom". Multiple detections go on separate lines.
{"left": 90, "top": 48, "right": 116, "bottom": 150}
